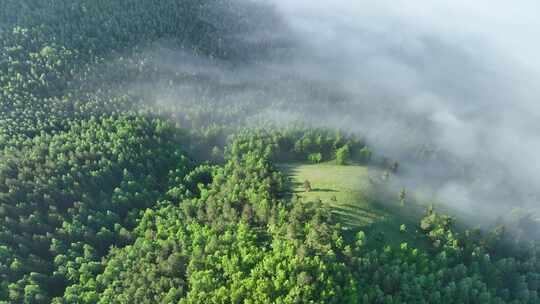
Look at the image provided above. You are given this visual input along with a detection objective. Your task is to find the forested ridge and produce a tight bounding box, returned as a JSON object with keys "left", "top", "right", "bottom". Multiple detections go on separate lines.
{"left": 1, "top": 1, "right": 540, "bottom": 303}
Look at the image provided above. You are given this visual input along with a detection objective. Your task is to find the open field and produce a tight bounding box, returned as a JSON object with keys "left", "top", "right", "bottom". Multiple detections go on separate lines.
{"left": 279, "top": 162, "right": 429, "bottom": 248}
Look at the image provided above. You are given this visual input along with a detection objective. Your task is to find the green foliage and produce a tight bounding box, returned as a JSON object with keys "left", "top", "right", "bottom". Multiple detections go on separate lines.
{"left": 61, "top": 132, "right": 358, "bottom": 303}
{"left": 0, "top": 116, "right": 191, "bottom": 301}
{"left": 336, "top": 145, "right": 350, "bottom": 165}
{"left": 308, "top": 152, "right": 323, "bottom": 163}
{"left": 400, "top": 224, "right": 407, "bottom": 233}
{"left": 1, "top": 1, "right": 539, "bottom": 303}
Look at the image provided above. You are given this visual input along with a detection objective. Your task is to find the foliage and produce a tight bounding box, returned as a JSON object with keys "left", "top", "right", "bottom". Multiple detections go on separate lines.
{"left": 1, "top": 1, "right": 540, "bottom": 303}
{"left": 336, "top": 145, "right": 350, "bottom": 165}
{"left": 308, "top": 152, "right": 323, "bottom": 164}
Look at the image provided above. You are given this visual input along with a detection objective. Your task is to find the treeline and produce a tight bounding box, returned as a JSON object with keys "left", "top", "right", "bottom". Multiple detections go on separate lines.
{"left": 265, "top": 127, "right": 372, "bottom": 165}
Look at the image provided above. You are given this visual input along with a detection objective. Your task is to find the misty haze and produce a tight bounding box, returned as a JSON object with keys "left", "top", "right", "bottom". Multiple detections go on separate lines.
{"left": 1, "top": 1, "right": 539, "bottom": 303}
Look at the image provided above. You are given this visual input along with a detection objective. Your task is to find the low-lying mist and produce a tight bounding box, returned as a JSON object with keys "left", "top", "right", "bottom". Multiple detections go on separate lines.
{"left": 268, "top": 0, "right": 540, "bottom": 219}
{"left": 115, "top": 0, "right": 540, "bottom": 222}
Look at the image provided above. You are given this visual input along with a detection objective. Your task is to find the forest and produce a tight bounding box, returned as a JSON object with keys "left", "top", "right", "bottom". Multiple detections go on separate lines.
{"left": 1, "top": 1, "right": 540, "bottom": 303}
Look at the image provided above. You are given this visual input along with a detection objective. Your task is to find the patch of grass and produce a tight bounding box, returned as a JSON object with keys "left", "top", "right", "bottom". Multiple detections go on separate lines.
{"left": 279, "top": 162, "right": 430, "bottom": 249}
{"left": 280, "top": 162, "right": 377, "bottom": 226}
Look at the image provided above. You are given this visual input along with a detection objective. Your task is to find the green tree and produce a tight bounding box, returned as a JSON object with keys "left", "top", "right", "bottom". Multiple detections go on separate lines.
{"left": 308, "top": 152, "right": 322, "bottom": 164}
{"left": 336, "top": 145, "right": 350, "bottom": 165}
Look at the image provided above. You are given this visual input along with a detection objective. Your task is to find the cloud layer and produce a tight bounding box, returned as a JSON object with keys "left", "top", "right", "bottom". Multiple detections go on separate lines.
{"left": 264, "top": 0, "right": 540, "bottom": 217}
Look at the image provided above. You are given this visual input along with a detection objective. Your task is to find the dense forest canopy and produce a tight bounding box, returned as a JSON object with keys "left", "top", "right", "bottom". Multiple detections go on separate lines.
{"left": 1, "top": 0, "right": 540, "bottom": 303}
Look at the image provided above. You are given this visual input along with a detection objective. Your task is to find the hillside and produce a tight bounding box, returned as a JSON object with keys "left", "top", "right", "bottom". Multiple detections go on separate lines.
{"left": 281, "top": 162, "right": 429, "bottom": 248}
{"left": 1, "top": 1, "right": 540, "bottom": 303}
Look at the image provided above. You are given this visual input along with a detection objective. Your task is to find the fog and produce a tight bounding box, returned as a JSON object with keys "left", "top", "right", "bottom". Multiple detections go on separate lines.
{"left": 261, "top": 0, "right": 540, "bottom": 218}
{"left": 131, "top": 0, "right": 540, "bottom": 220}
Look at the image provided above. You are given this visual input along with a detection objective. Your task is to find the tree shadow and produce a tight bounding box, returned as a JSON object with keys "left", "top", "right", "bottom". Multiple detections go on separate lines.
{"left": 276, "top": 165, "right": 302, "bottom": 199}
{"left": 312, "top": 188, "right": 338, "bottom": 193}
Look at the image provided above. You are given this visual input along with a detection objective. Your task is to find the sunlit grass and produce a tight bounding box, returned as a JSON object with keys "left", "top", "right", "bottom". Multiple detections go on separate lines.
{"left": 279, "top": 161, "right": 429, "bottom": 248}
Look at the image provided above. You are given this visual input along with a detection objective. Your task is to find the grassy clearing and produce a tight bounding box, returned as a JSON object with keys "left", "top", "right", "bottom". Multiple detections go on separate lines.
{"left": 279, "top": 161, "right": 429, "bottom": 248}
